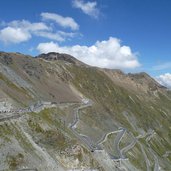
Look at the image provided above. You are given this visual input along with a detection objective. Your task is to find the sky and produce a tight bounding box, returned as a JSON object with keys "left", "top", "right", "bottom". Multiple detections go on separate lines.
{"left": 0, "top": 0, "right": 171, "bottom": 88}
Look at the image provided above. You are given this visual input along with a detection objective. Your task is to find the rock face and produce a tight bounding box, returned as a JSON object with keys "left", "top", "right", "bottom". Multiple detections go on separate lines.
{"left": 0, "top": 52, "right": 13, "bottom": 65}
{"left": 127, "top": 72, "right": 166, "bottom": 90}
{"left": 0, "top": 51, "right": 171, "bottom": 171}
{"left": 36, "top": 52, "right": 83, "bottom": 65}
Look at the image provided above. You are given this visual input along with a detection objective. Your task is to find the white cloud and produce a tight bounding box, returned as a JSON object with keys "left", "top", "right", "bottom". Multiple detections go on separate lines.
{"left": 72, "top": 0, "right": 100, "bottom": 18}
{"left": 35, "top": 31, "right": 64, "bottom": 42}
{"left": 41, "top": 12, "right": 79, "bottom": 30}
{"left": 57, "top": 31, "right": 77, "bottom": 38}
{"left": 0, "top": 27, "right": 31, "bottom": 44}
{"left": 156, "top": 73, "right": 171, "bottom": 89}
{"left": 0, "top": 20, "right": 50, "bottom": 44}
{"left": 37, "top": 37, "right": 140, "bottom": 69}
{"left": 0, "top": 19, "right": 79, "bottom": 44}
{"left": 35, "top": 31, "right": 77, "bottom": 42}
{"left": 8, "top": 20, "right": 50, "bottom": 32}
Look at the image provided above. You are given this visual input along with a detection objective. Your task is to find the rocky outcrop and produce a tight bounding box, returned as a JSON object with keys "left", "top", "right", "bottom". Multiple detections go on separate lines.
{"left": 36, "top": 52, "right": 80, "bottom": 65}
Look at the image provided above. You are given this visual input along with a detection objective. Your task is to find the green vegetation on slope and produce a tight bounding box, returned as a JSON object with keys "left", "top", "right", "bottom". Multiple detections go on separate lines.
{"left": 67, "top": 65, "right": 171, "bottom": 169}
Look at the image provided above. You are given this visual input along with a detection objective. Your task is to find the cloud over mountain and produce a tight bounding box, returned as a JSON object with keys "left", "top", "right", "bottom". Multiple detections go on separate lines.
{"left": 37, "top": 37, "right": 140, "bottom": 69}
{"left": 156, "top": 73, "right": 171, "bottom": 89}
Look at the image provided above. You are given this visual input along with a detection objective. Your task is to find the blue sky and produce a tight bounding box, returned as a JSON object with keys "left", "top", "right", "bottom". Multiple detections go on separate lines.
{"left": 0, "top": 0, "right": 171, "bottom": 87}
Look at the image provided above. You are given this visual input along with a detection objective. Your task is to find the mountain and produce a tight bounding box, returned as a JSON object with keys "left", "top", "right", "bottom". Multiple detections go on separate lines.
{"left": 0, "top": 51, "right": 171, "bottom": 171}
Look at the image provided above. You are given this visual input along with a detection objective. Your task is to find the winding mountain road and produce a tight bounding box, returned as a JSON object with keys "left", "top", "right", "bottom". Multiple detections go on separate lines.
{"left": 96, "top": 130, "right": 121, "bottom": 145}
{"left": 69, "top": 99, "right": 96, "bottom": 151}
{"left": 120, "top": 133, "right": 137, "bottom": 158}
{"left": 0, "top": 98, "right": 161, "bottom": 171}
{"left": 113, "top": 128, "right": 126, "bottom": 158}
{"left": 69, "top": 99, "right": 128, "bottom": 160}
{"left": 150, "top": 148, "right": 159, "bottom": 171}
{"left": 146, "top": 131, "right": 160, "bottom": 171}
{"left": 139, "top": 142, "right": 150, "bottom": 171}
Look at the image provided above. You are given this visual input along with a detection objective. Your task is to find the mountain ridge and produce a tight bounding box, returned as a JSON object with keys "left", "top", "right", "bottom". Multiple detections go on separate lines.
{"left": 0, "top": 51, "right": 166, "bottom": 90}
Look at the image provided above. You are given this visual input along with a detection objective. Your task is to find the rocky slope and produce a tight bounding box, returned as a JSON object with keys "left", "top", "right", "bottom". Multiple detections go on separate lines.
{"left": 0, "top": 51, "right": 171, "bottom": 171}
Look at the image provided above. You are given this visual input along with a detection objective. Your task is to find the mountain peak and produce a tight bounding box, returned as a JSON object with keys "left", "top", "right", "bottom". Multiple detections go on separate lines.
{"left": 128, "top": 72, "right": 167, "bottom": 90}
{"left": 36, "top": 52, "right": 81, "bottom": 65}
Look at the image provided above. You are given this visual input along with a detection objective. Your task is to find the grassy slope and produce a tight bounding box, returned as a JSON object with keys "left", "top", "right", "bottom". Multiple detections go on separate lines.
{"left": 0, "top": 106, "right": 102, "bottom": 170}
{"left": 67, "top": 65, "right": 171, "bottom": 170}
